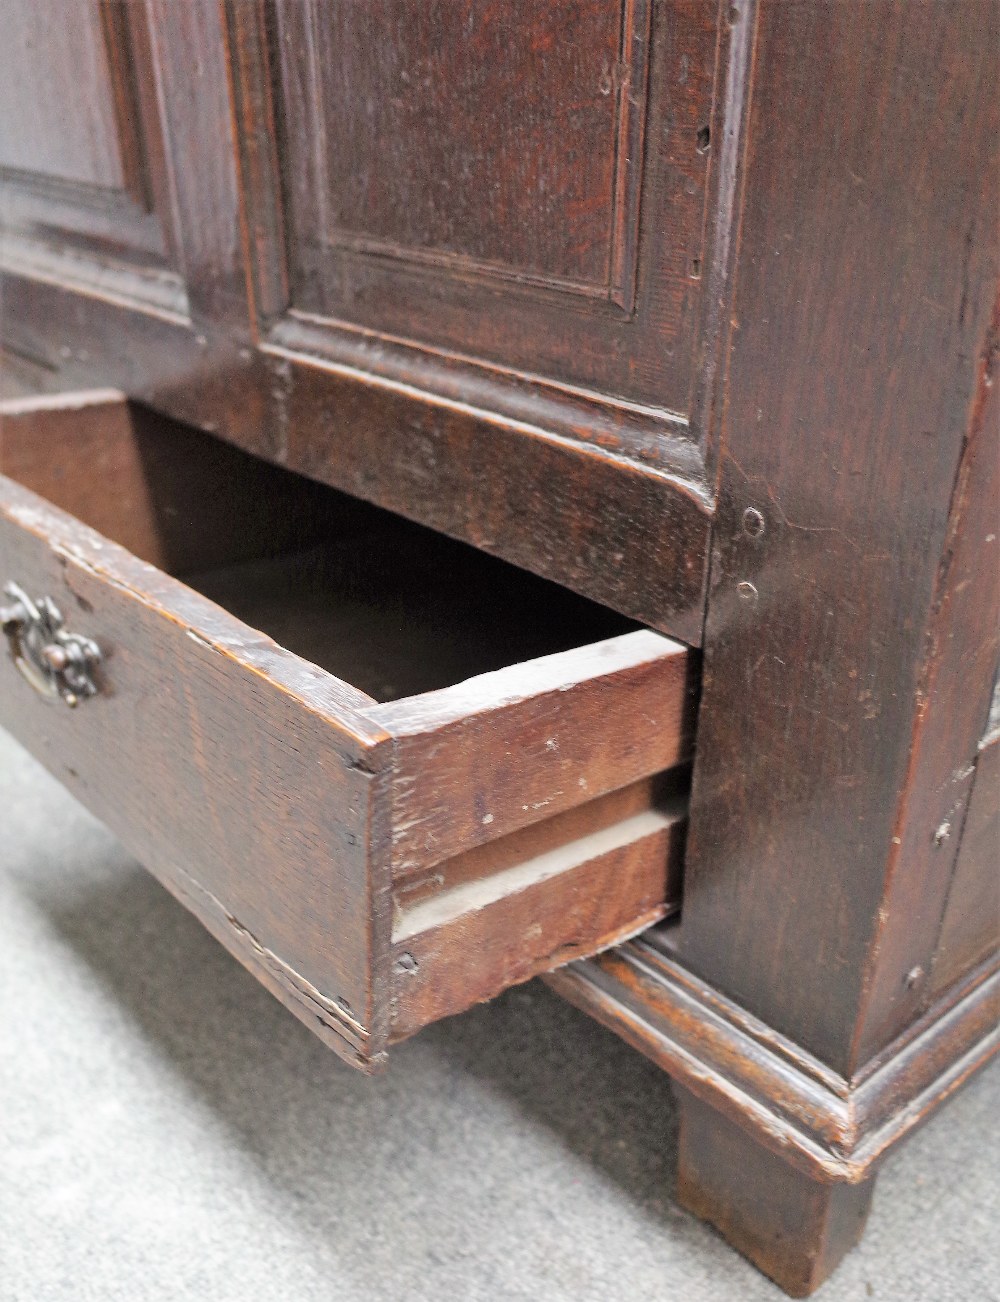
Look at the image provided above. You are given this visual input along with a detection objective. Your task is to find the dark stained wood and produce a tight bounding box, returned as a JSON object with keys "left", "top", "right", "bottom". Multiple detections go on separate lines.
{"left": 0, "top": 473, "right": 392, "bottom": 1062}
{"left": 0, "top": 393, "right": 693, "bottom": 1068}
{"left": 675, "top": 0, "right": 1000, "bottom": 1076}
{"left": 0, "top": 0, "right": 177, "bottom": 296}
{"left": 261, "top": 0, "right": 714, "bottom": 414}
{"left": 145, "top": 0, "right": 248, "bottom": 330}
{"left": 0, "top": 2, "right": 128, "bottom": 188}
{"left": 675, "top": 1090, "right": 874, "bottom": 1298}
{"left": 0, "top": 0, "right": 748, "bottom": 642}
{"left": 548, "top": 937, "right": 999, "bottom": 1292}
{"left": 547, "top": 940, "right": 1000, "bottom": 1184}
{"left": 931, "top": 733, "right": 1000, "bottom": 997}
{"left": 275, "top": 347, "right": 713, "bottom": 642}
{"left": 852, "top": 287, "right": 1000, "bottom": 1060}
{"left": 0, "top": 0, "right": 251, "bottom": 401}
{"left": 2, "top": 4, "right": 998, "bottom": 1291}
{"left": 390, "top": 779, "right": 687, "bottom": 1042}
{"left": 219, "top": 0, "right": 730, "bottom": 639}
{"left": 0, "top": 390, "right": 369, "bottom": 574}
{"left": 0, "top": 263, "right": 714, "bottom": 639}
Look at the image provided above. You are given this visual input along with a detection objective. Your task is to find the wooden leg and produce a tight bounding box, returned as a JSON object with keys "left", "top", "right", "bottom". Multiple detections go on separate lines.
{"left": 674, "top": 1089, "right": 875, "bottom": 1297}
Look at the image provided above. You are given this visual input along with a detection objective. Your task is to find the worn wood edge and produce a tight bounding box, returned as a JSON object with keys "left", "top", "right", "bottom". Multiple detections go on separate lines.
{"left": 0, "top": 387, "right": 127, "bottom": 417}
{"left": 390, "top": 904, "right": 673, "bottom": 1049}
{"left": 157, "top": 852, "right": 387, "bottom": 1073}
{"left": 0, "top": 469, "right": 394, "bottom": 1064}
{"left": 0, "top": 272, "right": 712, "bottom": 642}
{"left": 545, "top": 943, "right": 1000, "bottom": 1184}
{"left": 367, "top": 629, "right": 688, "bottom": 735}
{"left": 0, "top": 234, "right": 190, "bottom": 324}
{"left": 0, "top": 474, "right": 390, "bottom": 748}
{"left": 369, "top": 634, "right": 695, "bottom": 878}
{"left": 388, "top": 811, "right": 686, "bottom": 1044}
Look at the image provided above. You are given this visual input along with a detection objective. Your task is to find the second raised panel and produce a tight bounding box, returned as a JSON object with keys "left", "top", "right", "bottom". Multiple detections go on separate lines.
{"left": 242, "top": 0, "right": 720, "bottom": 420}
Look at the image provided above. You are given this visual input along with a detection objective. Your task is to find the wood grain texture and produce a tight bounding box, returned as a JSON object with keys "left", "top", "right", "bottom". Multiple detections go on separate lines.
{"left": 852, "top": 287, "right": 1000, "bottom": 1061}
{"left": 0, "top": 390, "right": 365, "bottom": 575}
{"left": 546, "top": 939, "right": 1000, "bottom": 1184}
{"left": 243, "top": 0, "right": 717, "bottom": 414}
{"left": 0, "top": 397, "right": 693, "bottom": 1065}
{"left": 0, "top": 0, "right": 174, "bottom": 279}
{"left": 676, "top": 1089, "right": 874, "bottom": 1297}
{"left": 0, "top": 1, "right": 126, "bottom": 187}
{"left": 0, "top": 0, "right": 733, "bottom": 642}
{"left": 390, "top": 784, "right": 686, "bottom": 1042}
{"left": 931, "top": 734, "right": 1000, "bottom": 997}
{"left": 0, "top": 475, "right": 392, "bottom": 1060}
{"left": 0, "top": 264, "right": 714, "bottom": 640}
{"left": 277, "top": 347, "right": 713, "bottom": 641}
{"left": 213, "top": 0, "right": 728, "bottom": 640}
{"left": 371, "top": 629, "right": 695, "bottom": 875}
{"left": 675, "top": 0, "right": 1000, "bottom": 1075}
{"left": 293, "top": 0, "right": 636, "bottom": 290}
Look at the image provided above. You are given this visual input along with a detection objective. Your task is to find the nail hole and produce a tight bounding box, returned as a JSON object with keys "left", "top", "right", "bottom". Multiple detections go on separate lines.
{"left": 742, "top": 507, "right": 765, "bottom": 538}
{"left": 691, "top": 257, "right": 701, "bottom": 278}
{"left": 696, "top": 125, "right": 711, "bottom": 153}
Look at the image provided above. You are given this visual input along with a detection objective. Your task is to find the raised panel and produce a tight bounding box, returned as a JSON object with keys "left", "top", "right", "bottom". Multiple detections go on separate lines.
{"left": 0, "top": 1, "right": 127, "bottom": 189}
{"left": 287, "top": 0, "right": 643, "bottom": 305}
{"left": 0, "top": 0, "right": 177, "bottom": 291}
{"left": 238, "top": 0, "right": 720, "bottom": 426}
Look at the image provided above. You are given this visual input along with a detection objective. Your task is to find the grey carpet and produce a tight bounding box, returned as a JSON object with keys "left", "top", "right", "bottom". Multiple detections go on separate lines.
{"left": 1, "top": 724, "right": 997, "bottom": 1302}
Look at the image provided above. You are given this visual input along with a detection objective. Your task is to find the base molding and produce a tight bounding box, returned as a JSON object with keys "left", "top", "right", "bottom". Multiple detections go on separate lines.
{"left": 545, "top": 940, "right": 999, "bottom": 1184}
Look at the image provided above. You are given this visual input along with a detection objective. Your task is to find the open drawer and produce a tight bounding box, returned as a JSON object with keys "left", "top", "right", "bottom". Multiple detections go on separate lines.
{"left": 0, "top": 391, "right": 696, "bottom": 1069}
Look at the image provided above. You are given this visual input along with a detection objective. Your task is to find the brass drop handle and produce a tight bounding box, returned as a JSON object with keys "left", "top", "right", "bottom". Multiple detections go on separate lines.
{"left": 0, "top": 581, "right": 102, "bottom": 707}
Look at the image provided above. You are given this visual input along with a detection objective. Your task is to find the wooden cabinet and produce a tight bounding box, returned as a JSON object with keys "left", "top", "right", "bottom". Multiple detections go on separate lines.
{"left": 0, "top": 0, "right": 731, "bottom": 640}
{"left": 1, "top": 3, "right": 997, "bottom": 1295}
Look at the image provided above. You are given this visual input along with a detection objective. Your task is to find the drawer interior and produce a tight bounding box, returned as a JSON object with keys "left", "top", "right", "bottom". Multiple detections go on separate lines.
{"left": 188, "top": 522, "right": 637, "bottom": 706}
{"left": 4, "top": 390, "right": 637, "bottom": 701}
{"left": 0, "top": 391, "right": 697, "bottom": 1069}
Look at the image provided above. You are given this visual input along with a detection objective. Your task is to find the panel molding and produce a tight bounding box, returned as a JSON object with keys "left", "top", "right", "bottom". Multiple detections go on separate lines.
{"left": 0, "top": 0, "right": 177, "bottom": 296}
{"left": 226, "top": 0, "right": 724, "bottom": 423}
{"left": 97, "top": 0, "right": 156, "bottom": 211}
{"left": 269, "top": 309, "right": 701, "bottom": 480}
{"left": 298, "top": 0, "right": 651, "bottom": 314}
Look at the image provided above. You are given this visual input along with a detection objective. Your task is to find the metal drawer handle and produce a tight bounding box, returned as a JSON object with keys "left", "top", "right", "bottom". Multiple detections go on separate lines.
{"left": 0, "top": 581, "right": 102, "bottom": 707}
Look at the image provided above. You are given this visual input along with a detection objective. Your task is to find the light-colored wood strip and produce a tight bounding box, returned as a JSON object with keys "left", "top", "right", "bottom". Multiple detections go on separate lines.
{"left": 389, "top": 803, "right": 686, "bottom": 1043}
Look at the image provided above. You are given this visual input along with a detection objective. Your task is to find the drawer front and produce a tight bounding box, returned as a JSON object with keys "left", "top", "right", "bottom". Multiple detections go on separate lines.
{"left": 0, "top": 392, "right": 695, "bottom": 1069}
{"left": 0, "top": 466, "right": 390, "bottom": 1063}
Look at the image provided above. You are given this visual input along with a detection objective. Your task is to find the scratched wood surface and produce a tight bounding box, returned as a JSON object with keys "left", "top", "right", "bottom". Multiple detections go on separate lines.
{"left": 643, "top": 0, "right": 999, "bottom": 1290}
{"left": 2, "top": 4, "right": 997, "bottom": 1292}
{"left": 0, "top": 393, "right": 692, "bottom": 1067}
{"left": 0, "top": 473, "right": 390, "bottom": 1060}
{"left": 676, "top": 0, "right": 1000, "bottom": 1076}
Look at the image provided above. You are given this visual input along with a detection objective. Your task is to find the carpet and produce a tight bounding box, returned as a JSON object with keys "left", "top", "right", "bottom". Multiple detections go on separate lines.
{"left": 1, "top": 726, "right": 997, "bottom": 1302}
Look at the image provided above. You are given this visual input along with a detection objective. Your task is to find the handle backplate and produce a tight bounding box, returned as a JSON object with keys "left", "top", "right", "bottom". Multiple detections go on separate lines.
{"left": 0, "top": 581, "right": 102, "bottom": 707}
